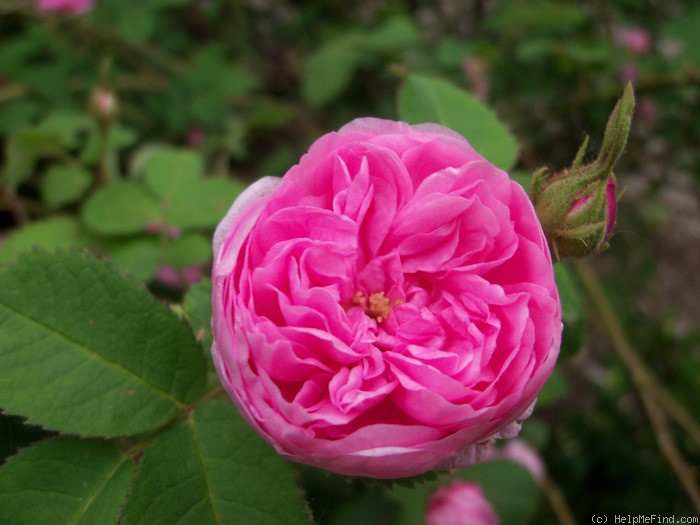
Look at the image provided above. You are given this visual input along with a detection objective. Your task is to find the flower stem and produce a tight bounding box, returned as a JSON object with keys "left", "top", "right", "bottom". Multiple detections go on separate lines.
{"left": 573, "top": 260, "right": 700, "bottom": 513}
{"left": 541, "top": 474, "right": 578, "bottom": 525}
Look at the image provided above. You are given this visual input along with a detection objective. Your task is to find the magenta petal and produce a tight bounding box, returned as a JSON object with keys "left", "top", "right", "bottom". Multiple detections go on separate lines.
{"left": 211, "top": 117, "right": 562, "bottom": 478}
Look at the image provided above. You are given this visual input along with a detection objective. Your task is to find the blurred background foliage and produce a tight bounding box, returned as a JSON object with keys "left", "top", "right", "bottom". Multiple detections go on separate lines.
{"left": 1, "top": 0, "right": 699, "bottom": 523}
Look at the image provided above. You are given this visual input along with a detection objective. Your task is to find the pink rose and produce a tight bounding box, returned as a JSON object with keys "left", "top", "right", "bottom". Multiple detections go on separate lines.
{"left": 425, "top": 482, "right": 500, "bottom": 525}
{"left": 212, "top": 118, "right": 561, "bottom": 478}
{"left": 37, "top": 0, "right": 94, "bottom": 14}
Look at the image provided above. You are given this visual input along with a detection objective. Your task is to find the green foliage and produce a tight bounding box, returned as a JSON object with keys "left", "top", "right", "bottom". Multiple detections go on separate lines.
{"left": 41, "top": 164, "right": 92, "bottom": 207}
{"left": 0, "top": 217, "right": 92, "bottom": 264}
{"left": 0, "top": 251, "right": 311, "bottom": 524}
{"left": 0, "top": 437, "right": 134, "bottom": 525}
{"left": 302, "top": 16, "right": 421, "bottom": 108}
{"left": 82, "top": 181, "right": 162, "bottom": 236}
{"left": 121, "top": 400, "right": 310, "bottom": 525}
{"left": 398, "top": 75, "right": 519, "bottom": 170}
{"left": 390, "top": 461, "right": 540, "bottom": 525}
{"left": 1, "top": 128, "right": 64, "bottom": 190}
{"left": 0, "top": 249, "right": 206, "bottom": 437}
{"left": 1, "top": 0, "right": 699, "bottom": 522}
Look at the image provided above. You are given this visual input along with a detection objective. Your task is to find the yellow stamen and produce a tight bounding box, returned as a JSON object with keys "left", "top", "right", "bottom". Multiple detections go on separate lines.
{"left": 368, "top": 292, "right": 390, "bottom": 323}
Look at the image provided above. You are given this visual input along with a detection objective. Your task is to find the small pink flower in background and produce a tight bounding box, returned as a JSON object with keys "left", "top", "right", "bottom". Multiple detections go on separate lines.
{"left": 211, "top": 118, "right": 561, "bottom": 478}
{"left": 186, "top": 127, "right": 206, "bottom": 148}
{"left": 425, "top": 482, "right": 500, "bottom": 525}
{"left": 617, "top": 62, "right": 638, "bottom": 83}
{"left": 637, "top": 97, "right": 660, "bottom": 127}
{"left": 613, "top": 26, "right": 651, "bottom": 55}
{"left": 156, "top": 264, "right": 204, "bottom": 288}
{"left": 500, "top": 439, "right": 545, "bottom": 482}
{"left": 37, "top": 0, "right": 94, "bottom": 15}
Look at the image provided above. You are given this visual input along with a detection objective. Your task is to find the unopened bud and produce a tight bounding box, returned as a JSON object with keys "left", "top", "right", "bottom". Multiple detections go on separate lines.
{"left": 531, "top": 83, "right": 634, "bottom": 261}
{"left": 89, "top": 88, "right": 119, "bottom": 125}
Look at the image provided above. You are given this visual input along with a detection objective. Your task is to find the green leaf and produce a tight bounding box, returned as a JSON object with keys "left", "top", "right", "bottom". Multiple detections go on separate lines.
{"left": 1, "top": 128, "right": 64, "bottom": 190}
{"left": 302, "top": 37, "right": 361, "bottom": 108}
{"left": 487, "top": 0, "right": 587, "bottom": 36}
{"left": 662, "top": 6, "right": 700, "bottom": 68}
{"left": 82, "top": 180, "right": 162, "bottom": 236}
{"left": 456, "top": 460, "right": 541, "bottom": 525}
{"left": 554, "top": 262, "right": 583, "bottom": 324}
{"left": 363, "top": 16, "right": 421, "bottom": 52}
{"left": 391, "top": 461, "right": 540, "bottom": 525}
{"left": 101, "top": 236, "right": 161, "bottom": 282}
{"left": 0, "top": 249, "right": 207, "bottom": 436}
{"left": 41, "top": 164, "right": 93, "bottom": 207}
{"left": 0, "top": 216, "right": 91, "bottom": 265}
{"left": 166, "top": 178, "right": 247, "bottom": 230}
{"left": 183, "top": 278, "right": 213, "bottom": 355}
{"left": 536, "top": 366, "right": 568, "bottom": 407}
{"left": 36, "top": 111, "right": 93, "bottom": 150}
{"left": 162, "top": 233, "right": 211, "bottom": 268}
{"left": 143, "top": 148, "right": 203, "bottom": 200}
{"left": 0, "top": 100, "right": 40, "bottom": 135}
{"left": 0, "top": 436, "right": 133, "bottom": 525}
{"left": 509, "top": 169, "right": 533, "bottom": 191}
{"left": 398, "top": 74, "right": 519, "bottom": 170}
{"left": 121, "top": 399, "right": 311, "bottom": 525}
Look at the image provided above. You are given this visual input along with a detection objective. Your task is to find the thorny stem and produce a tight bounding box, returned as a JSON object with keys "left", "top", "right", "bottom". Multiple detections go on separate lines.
{"left": 574, "top": 260, "right": 700, "bottom": 514}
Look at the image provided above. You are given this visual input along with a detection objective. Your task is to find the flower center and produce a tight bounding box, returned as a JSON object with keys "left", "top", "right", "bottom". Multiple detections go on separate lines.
{"left": 354, "top": 291, "right": 403, "bottom": 323}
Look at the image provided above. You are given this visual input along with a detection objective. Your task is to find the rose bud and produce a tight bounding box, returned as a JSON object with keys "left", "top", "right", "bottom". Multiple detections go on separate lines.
{"left": 531, "top": 83, "right": 633, "bottom": 261}
{"left": 212, "top": 118, "right": 562, "bottom": 479}
{"left": 88, "top": 88, "right": 119, "bottom": 126}
{"left": 425, "top": 482, "right": 500, "bottom": 525}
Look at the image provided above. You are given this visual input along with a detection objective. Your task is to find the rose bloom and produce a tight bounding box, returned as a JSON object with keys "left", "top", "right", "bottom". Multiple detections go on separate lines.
{"left": 37, "top": 0, "right": 94, "bottom": 14}
{"left": 212, "top": 118, "right": 561, "bottom": 478}
{"left": 425, "top": 482, "right": 500, "bottom": 525}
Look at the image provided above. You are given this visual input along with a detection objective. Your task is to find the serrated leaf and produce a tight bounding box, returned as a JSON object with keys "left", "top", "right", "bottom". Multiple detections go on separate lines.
{"left": 41, "top": 164, "right": 93, "bottom": 207}
{"left": 0, "top": 216, "right": 92, "bottom": 264}
{"left": 166, "top": 178, "right": 247, "bottom": 229}
{"left": 0, "top": 249, "right": 207, "bottom": 436}
{"left": 0, "top": 436, "right": 133, "bottom": 525}
{"left": 82, "top": 181, "right": 162, "bottom": 236}
{"left": 398, "top": 74, "right": 519, "bottom": 170}
{"left": 121, "top": 399, "right": 310, "bottom": 525}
